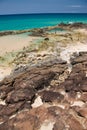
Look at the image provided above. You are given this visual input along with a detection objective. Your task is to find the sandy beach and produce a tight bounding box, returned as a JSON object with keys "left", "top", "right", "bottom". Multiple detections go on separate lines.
{"left": 0, "top": 28, "right": 87, "bottom": 81}
{"left": 0, "top": 34, "right": 39, "bottom": 80}
{"left": 0, "top": 28, "right": 86, "bottom": 85}
{"left": 0, "top": 66, "right": 12, "bottom": 81}
{"left": 0, "top": 34, "right": 37, "bottom": 56}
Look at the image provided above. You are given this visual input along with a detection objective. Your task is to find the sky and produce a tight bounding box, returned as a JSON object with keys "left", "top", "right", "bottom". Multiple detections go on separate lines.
{"left": 0, "top": 0, "right": 87, "bottom": 15}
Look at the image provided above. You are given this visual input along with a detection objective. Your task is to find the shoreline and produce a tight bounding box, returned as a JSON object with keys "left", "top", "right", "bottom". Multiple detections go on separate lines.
{"left": 0, "top": 22, "right": 87, "bottom": 129}
{"left": 0, "top": 34, "right": 41, "bottom": 81}
{"left": 0, "top": 34, "right": 39, "bottom": 56}
{"left": 0, "top": 22, "right": 87, "bottom": 36}
{"left": 0, "top": 22, "right": 87, "bottom": 80}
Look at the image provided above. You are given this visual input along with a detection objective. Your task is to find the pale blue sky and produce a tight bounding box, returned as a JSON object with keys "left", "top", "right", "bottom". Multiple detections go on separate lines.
{"left": 0, "top": 0, "right": 87, "bottom": 14}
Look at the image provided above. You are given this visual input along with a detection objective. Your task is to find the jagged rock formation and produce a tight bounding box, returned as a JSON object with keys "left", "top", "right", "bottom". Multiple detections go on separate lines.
{"left": 0, "top": 52, "right": 87, "bottom": 130}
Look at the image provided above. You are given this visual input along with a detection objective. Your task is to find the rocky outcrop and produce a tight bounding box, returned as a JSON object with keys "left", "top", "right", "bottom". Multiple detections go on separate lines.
{"left": 58, "top": 22, "right": 87, "bottom": 30}
{"left": 0, "top": 23, "right": 87, "bottom": 36}
{"left": 0, "top": 52, "right": 87, "bottom": 129}
{"left": 0, "top": 28, "right": 47, "bottom": 37}
{"left": 30, "top": 28, "right": 46, "bottom": 37}
{"left": 0, "top": 30, "right": 31, "bottom": 36}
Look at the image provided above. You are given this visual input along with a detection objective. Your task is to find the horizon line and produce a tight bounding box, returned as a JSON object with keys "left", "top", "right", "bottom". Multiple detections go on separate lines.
{"left": 0, "top": 12, "right": 87, "bottom": 16}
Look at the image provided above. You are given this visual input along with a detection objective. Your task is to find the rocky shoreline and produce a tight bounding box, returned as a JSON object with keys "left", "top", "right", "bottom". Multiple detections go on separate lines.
{"left": 0, "top": 22, "right": 87, "bottom": 37}
{"left": 0, "top": 52, "right": 87, "bottom": 130}
{"left": 0, "top": 23, "right": 87, "bottom": 130}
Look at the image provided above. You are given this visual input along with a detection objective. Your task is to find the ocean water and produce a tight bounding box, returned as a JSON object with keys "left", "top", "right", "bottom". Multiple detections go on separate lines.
{"left": 0, "top": 13, "right": 87, "bottom": 31}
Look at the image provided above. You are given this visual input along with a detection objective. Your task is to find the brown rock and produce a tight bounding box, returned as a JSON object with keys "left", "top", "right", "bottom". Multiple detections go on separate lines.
{"left": 13, "top": 69, "right": 56, "bottom": 90}
{"left": 80, "top": 80, "right": 87, "bottom": 92}
{"left": 81, "top": 93, "right": 87, "bottom": 102}
{"left": 0, "top": 102, "right": 24, "bottom": 117}
{"left": 6, "top": 88, "right": 35, "bottom": 104}
{"left": 0, "top": 106, "right": 56, "bottom": 130}
{"left": 44, "top": 37, "right": 49, "bottom": 41}
{"left": 40, "top": 90, "right": 64, "bottom": 103}
{"left": 66, "top": 115, "right": 84, "bottom": 130}
{"left": 64, "top": 79, "right": 74, "bottom": 92}
{"left": 71, "top": 53, "right": 87, "bottom": 65}
{"left": 53, "top": 120, "right": 65, "bottom": 130}
{"left": 48, "top": 106, "right": 63, "bottom": 116}
{"left": 0, "top": 52, "right": 87, "bottom": 130}
{"left": 78, "top": 108, "right": 87, "bottom": 118}
{"left": 0, "top": 112, "right": 39, "bottom": 130}
{"left": 0, "top": 85, "right": 13, "bottom": 99}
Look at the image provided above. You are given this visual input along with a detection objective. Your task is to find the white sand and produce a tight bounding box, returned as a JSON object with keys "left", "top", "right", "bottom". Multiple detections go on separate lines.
{"left": 0, "top": 34, "right": 38, "bottom": 81}
{"left": 60, "top": 42, "right": 87, "bottom": 63}
{"left": 0, "top": 66, "right": 12, "bottom": 81}
{"left": 0, "top": 34, "right": 37, "bottom": 55}
{"left": 76, "top": 29, "right": 87, "bottom": 35}
{"left": 60, "top": 42, "right": 87, "bottom": 72}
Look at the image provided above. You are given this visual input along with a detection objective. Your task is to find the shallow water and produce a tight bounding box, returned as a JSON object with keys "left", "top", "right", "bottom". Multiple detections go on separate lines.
{"left": 0, "top": 13, "right": 87, "bottom": 31}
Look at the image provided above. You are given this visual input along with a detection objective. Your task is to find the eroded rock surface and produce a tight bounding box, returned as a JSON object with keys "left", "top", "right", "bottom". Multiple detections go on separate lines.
{"left": 0, "top": 52, "right": 87, "bottom": 130}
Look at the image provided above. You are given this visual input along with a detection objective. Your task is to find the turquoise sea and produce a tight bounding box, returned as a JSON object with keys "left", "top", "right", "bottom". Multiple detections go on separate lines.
{"left": 0, "top": 13, "right": 87, "bottom": 31}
